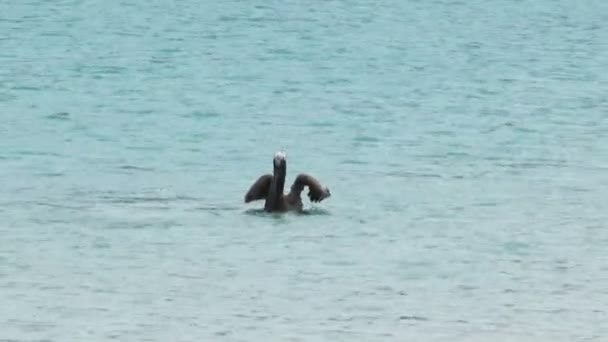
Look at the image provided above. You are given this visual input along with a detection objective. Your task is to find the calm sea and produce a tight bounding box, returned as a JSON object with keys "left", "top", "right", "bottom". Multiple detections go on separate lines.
{"left": 1, "top": 0, "right": 607, "bottom": 340}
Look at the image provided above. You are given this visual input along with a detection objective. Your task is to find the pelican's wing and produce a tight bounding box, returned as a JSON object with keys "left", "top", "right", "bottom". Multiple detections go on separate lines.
{"left": 289, "top": 173, "right": 331, "bottom": 202}
{"left": 244, "top": 174, "right": 273, "bottom": 203}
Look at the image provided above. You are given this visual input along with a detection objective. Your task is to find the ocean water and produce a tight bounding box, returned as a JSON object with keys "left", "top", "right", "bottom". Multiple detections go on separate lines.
{"left": 1, "top": 0, "right": 607, "bottom": 340}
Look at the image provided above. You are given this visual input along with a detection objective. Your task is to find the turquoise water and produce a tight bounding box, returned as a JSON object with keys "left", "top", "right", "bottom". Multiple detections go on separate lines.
{"left": 1, "top": 0, "right": 608, "bottom": 340}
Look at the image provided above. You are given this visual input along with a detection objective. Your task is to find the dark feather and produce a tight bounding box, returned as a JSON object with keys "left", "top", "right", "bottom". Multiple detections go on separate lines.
{"left": 244, "top": 174, "right": 273, "bottom": 203}
{"left": 290, "top": 173, "right": 331, "bottom": 203}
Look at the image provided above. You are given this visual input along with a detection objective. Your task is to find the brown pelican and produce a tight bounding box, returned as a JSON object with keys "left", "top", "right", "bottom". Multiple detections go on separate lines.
{"left": 244, "top": 151, "right": 331, "bottom": 212}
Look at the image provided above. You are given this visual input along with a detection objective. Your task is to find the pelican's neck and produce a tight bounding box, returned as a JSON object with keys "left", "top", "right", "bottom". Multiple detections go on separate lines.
{"left": 264, "top": 163, "right": 286, "bottom": 212}
{"left": 272, "top": 164, "right": 286, "bottom": 197}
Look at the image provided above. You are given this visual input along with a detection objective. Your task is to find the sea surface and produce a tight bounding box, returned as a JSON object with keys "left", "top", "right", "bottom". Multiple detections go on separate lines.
{"left": 1, "top": 0, "right": 607, "bottom": 341}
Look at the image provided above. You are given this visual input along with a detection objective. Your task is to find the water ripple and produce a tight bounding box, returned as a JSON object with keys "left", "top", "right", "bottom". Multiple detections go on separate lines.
{"left": 1, "top": 0, "right": 607, "bottom": 341}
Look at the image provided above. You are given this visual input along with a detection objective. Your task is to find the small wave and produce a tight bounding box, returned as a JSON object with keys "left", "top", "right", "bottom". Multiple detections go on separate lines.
{"left": 93, "top": 190, "right": 200, "bottom": 205}
{"left": 192, "top": 205, "right": 241, "bottom": 212}
{"left": 297, "top": 207, "right": 331, "bottom": 216}
{"left": 0, "top": 92, "right": 17, "bottom": 101}
{"left": 125, "top": 145, "right": 166, "bottom": 152}
{"left": 117, "top": 165, "right": 156, "bottom": 172}
{"left": 184, "top": 110, "right": 220, "bottom": 119}
{"left": 16, "top": 150, "right": 63, "bottom": 157}
{"left": 10, "top": 85, "right": 41, "bottom": 91}
{"left": 102, "top": 219, "right": 182, "bottom": 230}
{"left": 353, "top": 135, "right": 380, "bottom": 143}
{"left": 384, "top": 171, "right": 442, "bottom": 179}
{"left": 341, "top": 159, "right": 366, "bottom": 165}
{"left": 243, "top": 207, "right": 331, "bottom": 216}
{"left": 398, "top": 315, "right": 429, "bottom": 322}
{"left": 243, "top": 208, "right": 279, "bottom": 217}
{"left": 36, "top": 171, "right": 65, "bottom": 177}
{"left": 101, "top": 195, "right": 198, "bottom": 204}
{"left": 32, "top": 201, "right": 87, "bottom": 210}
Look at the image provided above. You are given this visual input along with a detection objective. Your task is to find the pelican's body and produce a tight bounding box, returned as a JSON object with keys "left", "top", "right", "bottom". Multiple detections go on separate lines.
{"left": 244, "top": 152, "right": 331, "bottom": 212}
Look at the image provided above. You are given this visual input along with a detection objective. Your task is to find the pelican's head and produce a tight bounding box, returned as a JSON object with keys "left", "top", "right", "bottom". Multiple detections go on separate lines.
{"left": 273, "top": 150, "right": 287, "bottom": 168}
